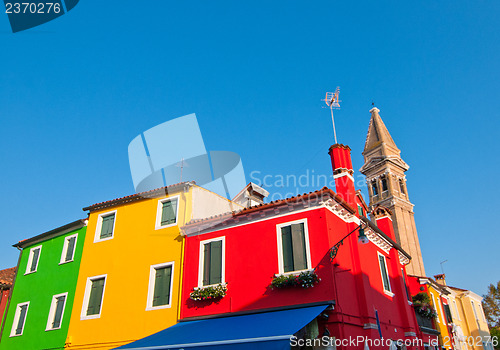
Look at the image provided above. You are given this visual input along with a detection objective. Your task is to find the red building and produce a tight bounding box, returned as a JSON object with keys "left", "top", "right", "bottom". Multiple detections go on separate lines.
{"left": 175, "top": 144, "right": 421, "bottom": 349}
{"left": 0, "top": 267, "right": 16, "bottom": 329}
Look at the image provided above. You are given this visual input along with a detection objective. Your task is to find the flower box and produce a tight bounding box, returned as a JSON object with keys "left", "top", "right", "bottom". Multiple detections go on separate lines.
{"left": 190, "top": 283, "right": 227, "bottom": 301}
{"left": 271, "top": 270, "right": 320, "bottom": 289}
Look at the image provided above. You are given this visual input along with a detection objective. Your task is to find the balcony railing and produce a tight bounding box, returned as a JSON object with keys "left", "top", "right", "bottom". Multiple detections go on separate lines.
{"left": 415, "top": 309, "right": 439, "bottom": 334}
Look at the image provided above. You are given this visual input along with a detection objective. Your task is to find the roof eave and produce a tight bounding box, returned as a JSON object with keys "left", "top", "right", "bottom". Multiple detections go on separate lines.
{"left": 14, "top": 219, "right": 87, "bottom": 249}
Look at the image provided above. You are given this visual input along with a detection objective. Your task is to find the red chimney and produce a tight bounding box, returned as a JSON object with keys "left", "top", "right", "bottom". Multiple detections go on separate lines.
{"left": 328, "top": 144, "right": 357, "bottom": 209}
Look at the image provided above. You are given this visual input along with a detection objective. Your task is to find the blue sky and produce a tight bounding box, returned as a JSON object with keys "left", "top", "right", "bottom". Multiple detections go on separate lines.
{"left": 0, "top": 1, "right": 498, "bottom": 295}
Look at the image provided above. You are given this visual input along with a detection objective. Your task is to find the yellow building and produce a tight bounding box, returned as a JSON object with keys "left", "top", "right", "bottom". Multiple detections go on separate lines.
{"left": 416, "top": 276, "right": 454, "bottom": 350}
{"left": 66, "top": 182, "right": 239, "bottom": 349}
{"left": 434, "top": 275, "right": 493, "bottom": 350}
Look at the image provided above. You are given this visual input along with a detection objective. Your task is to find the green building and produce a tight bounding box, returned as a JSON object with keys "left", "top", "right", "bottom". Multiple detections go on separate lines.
{"left": 0, "top": 219, "right": 87, "bottom": 350}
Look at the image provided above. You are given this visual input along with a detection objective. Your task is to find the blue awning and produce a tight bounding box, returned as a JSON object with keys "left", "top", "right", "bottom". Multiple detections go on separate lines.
{"left": 115, "top": 304, "right": 328, "bottom": 350}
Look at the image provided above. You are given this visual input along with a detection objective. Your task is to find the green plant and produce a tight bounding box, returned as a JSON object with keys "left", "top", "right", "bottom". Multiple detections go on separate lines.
{"left": 412, "top": 292, "right": 438, "bottom": 319}
{"left": 412, "top": 292, "right": 431, "bottom": 306}
{"left": 190, "top": 283, "right": 227, "bottom": 301}
{"left": 271, "top": 270, "right": 320, "bottom": 289}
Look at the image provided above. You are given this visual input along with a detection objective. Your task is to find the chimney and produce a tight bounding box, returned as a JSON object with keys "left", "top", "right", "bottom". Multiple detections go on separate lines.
{"left": 328, "top": 144, "right": 357, "bottom": 209}
{"left": 232, "top": 183, "right": 269, "bottom": 208}
{"left": 434, "top": 274, "right": 447, "bottom": 286}
{"left": 372, "top": 206, "right": 396, "bottom": 241}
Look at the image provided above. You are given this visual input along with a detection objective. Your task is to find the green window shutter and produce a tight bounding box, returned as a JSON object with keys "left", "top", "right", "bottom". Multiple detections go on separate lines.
{"left": 202, "top": 243, "right": 211, "bottom": 286}
{"left": 209, "top": 240, "right": 222, "bottom": 285}
{"left": 161, "top": 199, "right": 178, "bottom": 226}
{"left": 87, "top": 278, "right": 105, "bottom": 316}
{"left": 100, "top": 214, "right": 115, "bottom": 239}
{"left": 15, "top": 305, "right": 28, "bottom": 335}
{"left": 291, "top": 223, "right": 307, "bottom": 271}
{"left": 52, "top": 296, "right": 66, "bottom": 328}
{"left": 358, "top": 205, "right": 363, "bottom": 216}
{"left": 65, "top": 237, "right": 76, "bottom": 262}
{"left": 153, "top": 266, "right": 172, "bottom": 307}
{"left": 281, "top": 226, "right": 294, "bottom": 273}
{"left": 379, "top": 255, "right": 390, "bottom": 291}
{"left": 30, "top": 248, "right": 40, "bottom": 272}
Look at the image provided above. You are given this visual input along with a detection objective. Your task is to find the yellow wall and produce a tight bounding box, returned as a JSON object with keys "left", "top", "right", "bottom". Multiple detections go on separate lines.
{"left": 428, "top": 285, "right": 452, "bottom": 349}
{"left": 457, "top": 292, "right": 491, "bottom": 350}
{"left": 446, "top": 292, "right": 471, "bottom": 350}
{"left": 66, "top": 188, "right": 192, "bottom": 349}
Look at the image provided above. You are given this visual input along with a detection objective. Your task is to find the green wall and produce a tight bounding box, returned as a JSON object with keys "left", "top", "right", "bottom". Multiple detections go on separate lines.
{"left": 0, "top": 226, "right": 86, "bottom": 350}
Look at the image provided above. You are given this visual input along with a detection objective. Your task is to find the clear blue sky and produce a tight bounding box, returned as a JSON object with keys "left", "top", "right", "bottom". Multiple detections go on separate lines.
{"left": 0, "top": 1, "right": 498, "bottom": 295}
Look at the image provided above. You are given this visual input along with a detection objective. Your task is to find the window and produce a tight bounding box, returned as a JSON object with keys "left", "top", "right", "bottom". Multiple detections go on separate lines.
{"left": 199, "top": 238, "right": 224, "bottom": 286}
{"left": 399, "top": 179, "right": 406, "bottom": 195}
{"left": 402, "top": 268, "right": 411, "bottom": 301}
{"left": 156, "top": 197, "right": 179, "bottom": 229}
{"left": 94, "top": 211, "right": 116, "bottom": 242}
{"left": 277, "top": 219, "right": 311, "bottom": 274}
{"left": 471, "top": 301, "right": 480, "bottom": 326}
{"left": 443, "top": 303, "right": 453, "bottom": 323}
{"left": 453, "top": 300, "right": 460, "bottom": 321}
{"left": 81, "top": 275, "right": 106, "bottom": 319}
{"left": 147, "top": 262, "right": 174, "bottom": 310}
{"left": 378, "top": 253, "right": 392, "bottom": 295}
{"left": 431, "top": 294, "right": 440, "bottom": 323}
{"left": 25, "top": 246, "right": 42, "bottom": 274}
{"left": 10, "top": 302, "right": 29, "bottom": 336}
{"left": 478, "top": 303, "right": 487, "bottom": 322}
{"left": 46, "top": 293, "right": 67, "bottom": 330}
{"left": 358, "top": 205, "right": 364, "bottom": 217}
{"left": 437, "top": 298, "right": 445, "bottom": 324}
{"left": 381, "top": 175, "right": 388, "bottom": 192}
{"left": 372, "top": 180, "right": 379, "bottom": 196}
{"left": 60, "top": 234, "right": 78, "bottom": 264}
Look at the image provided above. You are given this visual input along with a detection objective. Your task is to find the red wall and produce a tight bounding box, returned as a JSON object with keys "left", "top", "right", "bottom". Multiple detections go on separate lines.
{"left": 0, "top": 288, "right": 11, "bottom": 325}
{"left": 181, "top": 205, "right": 419, "bottom": 344}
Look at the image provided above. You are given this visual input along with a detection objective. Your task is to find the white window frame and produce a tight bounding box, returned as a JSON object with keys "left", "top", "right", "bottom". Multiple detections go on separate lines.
{"left": 25, "top": 245, "right": 42, "bottom": 274}
{"left": 447, "top": 297, "right": 456, "bottom": 320}
{"left": 198, "top": 236, "right": 225, "bottom": 288}
{"left": 46, "top": 292, "right": 68, "bottom": 331}
{"left": 431, "top": 293, "right": 440, "bottom": 323}
{"left": 377, "top": 252, "right": 394, "bottom": 297}
{"left": 60, "top": 234, "right": 78, "bottom": 264}
{"left": 453, "top": 300, "right": 461, "bottom": 321}
{"left": 155, "top": 195, "right": 180, "bottom": 230}
{"left": 146, "top": 261, "right": 175, "bottom": 311}
{"left": 94, "top": 210, "right": 117, "bottom": 243}
{"left": 478, "top": 303, "right": 487, "bottom": 323}
{"left": 276, "top": 218, "right": 312, "bottom": 275}
{"left": 10, "top": 302, "right": 30, "bottom": 337}
{"left": 437, "top": 296, "right": 445, "bottom": 324}
{"left": 80, "top": 274, "right": 107, "bottom": 320}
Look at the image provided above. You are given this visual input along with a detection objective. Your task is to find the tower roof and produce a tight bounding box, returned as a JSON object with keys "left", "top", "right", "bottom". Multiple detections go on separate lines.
{"left": 363, "top": 107, "right": 400, "bottom": 155}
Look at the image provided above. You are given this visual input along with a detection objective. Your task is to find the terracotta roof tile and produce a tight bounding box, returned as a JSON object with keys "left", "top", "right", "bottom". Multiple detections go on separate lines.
{"left": 82, "top": 181, "right": 194, "bottom": 212}
{"left": 0, "top": 267, "right": 16, "bottom": 286}
{"left": 184, "top": 187, "right": 356, "bottom": 227}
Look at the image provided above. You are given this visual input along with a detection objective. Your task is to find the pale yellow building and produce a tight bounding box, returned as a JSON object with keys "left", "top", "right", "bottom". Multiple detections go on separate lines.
{"left": 435, "top": 274, "right": 494, "bottom": 350}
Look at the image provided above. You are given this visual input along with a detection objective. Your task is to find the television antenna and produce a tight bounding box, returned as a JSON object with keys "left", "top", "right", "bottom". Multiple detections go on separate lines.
{"left": 323, "top": 87, "right": 341, "bottom": 144}
{"left": 175, "top": 158, "right": 189, "bottom": 182}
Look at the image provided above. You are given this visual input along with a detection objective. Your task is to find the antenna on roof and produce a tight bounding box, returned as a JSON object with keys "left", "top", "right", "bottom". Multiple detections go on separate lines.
{"left": 175, "top": 158, "right": 189, "bottom": 182}
{"left": 323, "top": 87, "right": 341, "bottom": 144}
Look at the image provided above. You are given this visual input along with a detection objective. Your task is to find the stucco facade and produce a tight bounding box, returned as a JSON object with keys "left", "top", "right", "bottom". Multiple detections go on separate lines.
{"left": 65, "top": 182, "right": 238, "bottom": 349}
{"left": 0, "top": 220, "right": 87, "bottom": 350}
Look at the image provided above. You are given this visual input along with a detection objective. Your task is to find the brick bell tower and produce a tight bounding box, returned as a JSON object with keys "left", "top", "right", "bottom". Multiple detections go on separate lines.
{"left": 359, "top": 107, "right": 425, "bottom": 276}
